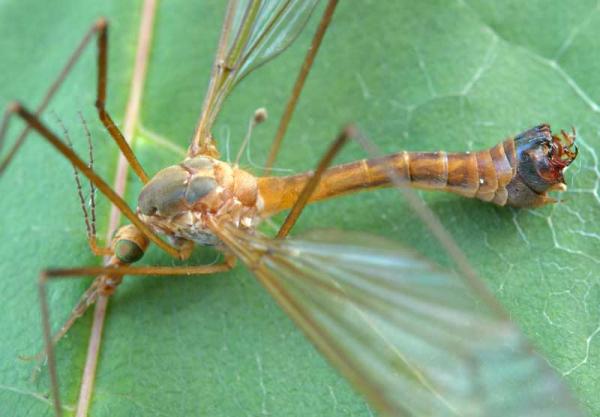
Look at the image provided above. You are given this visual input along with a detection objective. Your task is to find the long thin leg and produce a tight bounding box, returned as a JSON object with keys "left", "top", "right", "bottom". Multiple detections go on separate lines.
{"left": 77, "top": 3, "right": 158, "bottom": 413}
{"left": 21, "top": 279, "right": 101, "bottom": 364}
{"left": 0, "top": 20, "right": 148, "bottom": 183}
{"left": 277, "top": 125, "right": 355, "bottom": 238}
{"left": 93, "top": 19, "right": 149, "bottom": 183}
{"left": 1, "top": 104, "right": 184, "bottom": 259}
{"left": 39, "top": 255, "right": 236, "bottom": 417}
{"left": 49, "top": 279, "right": 101, "bottom": 348}
{"left": 263, "top": 0, "right": 339, "bottom": 174}
{"left": 45, "top": 255, "right": 236, "bottom": 349}
{"left": 0, "top": 20, "right": 99, "bottom": 174}
{"left": 353, "top": 132, "right": 506, "bottom": 317}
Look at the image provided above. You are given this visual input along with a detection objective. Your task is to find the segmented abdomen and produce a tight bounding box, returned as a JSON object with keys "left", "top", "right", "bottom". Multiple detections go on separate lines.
{"left": 257, "top": 125, "right": 576, "bottom": 213}
{"left": 400, "top": 138, "right": 516, "bottom": 205}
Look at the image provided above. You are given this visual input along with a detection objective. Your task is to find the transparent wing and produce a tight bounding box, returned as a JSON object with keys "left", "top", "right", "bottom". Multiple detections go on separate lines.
{"left": 225, "top": 0, "right": 320, "bottom": 81}
{"left": 192, "top": 0, "right": 320, "bottom": 152}
{"left": 213, "top": 224, "right": 582, "bottom": 417}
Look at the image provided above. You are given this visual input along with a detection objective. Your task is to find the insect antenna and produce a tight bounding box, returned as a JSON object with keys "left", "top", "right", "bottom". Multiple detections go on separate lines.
{"left": 79, "top": 113, "right": 98, "bottom": 240}
{"left": 54, "top": 113, "right": 111, "bottom": 257}
{"left": 53, "top": 113, "right": 92, "bottom": 232}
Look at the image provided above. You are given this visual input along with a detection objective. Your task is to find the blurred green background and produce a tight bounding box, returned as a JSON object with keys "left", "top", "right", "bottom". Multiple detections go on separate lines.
{"left": 0, "top": 0, "right": 599, "bottom": 416}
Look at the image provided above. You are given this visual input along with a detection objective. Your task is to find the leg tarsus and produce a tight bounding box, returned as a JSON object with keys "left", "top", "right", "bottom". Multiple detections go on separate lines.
{"left": 21, "top": 278, "right": 98, "bottom": 385}
{"left": 35, "top": 256, "right": 235, "bottom": 417}
{"left": 38, "top": 271, "right": 63, "bottom": 416}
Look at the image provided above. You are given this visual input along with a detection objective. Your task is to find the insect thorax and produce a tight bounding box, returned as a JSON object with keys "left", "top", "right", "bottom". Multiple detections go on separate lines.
{"left": 137, "top": 156, "right": 263, "bottom": 246}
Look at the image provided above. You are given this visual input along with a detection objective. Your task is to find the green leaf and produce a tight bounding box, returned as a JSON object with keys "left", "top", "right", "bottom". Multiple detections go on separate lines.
{"left": 0, "top": 0, "right": 598, "bottom": 416}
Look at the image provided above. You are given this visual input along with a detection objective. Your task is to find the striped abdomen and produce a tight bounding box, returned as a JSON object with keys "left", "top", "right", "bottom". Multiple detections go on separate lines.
{"left": 383, "top": 139, "right": 516, "bottom": 205}
{"left": 258, "top": 125, "right": 577, "bottom": 213}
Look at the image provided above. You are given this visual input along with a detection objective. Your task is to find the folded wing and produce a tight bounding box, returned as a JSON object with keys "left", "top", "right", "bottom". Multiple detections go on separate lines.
{"left": 213, "top": 224, "right": 582, "bottom": 417}
{"left": 194, "top": 0, "right": 320, "bottom": 148}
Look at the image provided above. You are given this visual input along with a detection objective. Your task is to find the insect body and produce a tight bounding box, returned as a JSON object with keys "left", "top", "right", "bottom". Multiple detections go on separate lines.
{"left": 0, "top": 1, "right": 585, "bottom": 416}
{"left": 257, "top": 124, "right": 577, "bottom": 214}
{"left": 138, "top": 156, "right": 262, "bottom": 246}
{"left": 127, "top": 124, "right": 577, "bottom": 258}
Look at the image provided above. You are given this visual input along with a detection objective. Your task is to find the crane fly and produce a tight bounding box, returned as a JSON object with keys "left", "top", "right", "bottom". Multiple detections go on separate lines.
{"left": 0, "top": 1, "right": 584, "bottom": 416}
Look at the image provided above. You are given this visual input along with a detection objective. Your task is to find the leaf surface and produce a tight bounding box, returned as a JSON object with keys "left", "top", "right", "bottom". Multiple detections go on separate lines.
{"left": 0, "top": 0, "right": 598, "bottom": 416}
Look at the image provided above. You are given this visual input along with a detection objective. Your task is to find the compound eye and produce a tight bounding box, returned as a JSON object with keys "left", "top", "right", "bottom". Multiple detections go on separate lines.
{"left": 138, "top": 166, "right": 188, "bottom": 216}
{"left": 114, "top": 239, "right": 145, "bottom": 263}
{"left": 185, "top": 176, "right": 217, "bottom": 204}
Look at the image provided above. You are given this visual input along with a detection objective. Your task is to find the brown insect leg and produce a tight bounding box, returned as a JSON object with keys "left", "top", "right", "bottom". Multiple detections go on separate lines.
{"left": 264, "top": 0, "right": 339, "bottom": 174}
{"left": 49, "top": 256, "right": 235, "bottom": 349}
{"left": 22, "top": 279, "right": 102, "bottom": 368}
{"left": 277, "top": 125, "right": 355, "bottom": 238}
{"left": 93, "top": 19, "right": 149, "bottom": 184}
{"left": 0, "top": 106, "right": 12, "bottom": 157}
{"left": 353, "top": 132, "right": 508, "bottom": 319}
{"left": 0, "top": 20, "right": 147, "bottom": 183}
{"left": 79, "top": 3, "right": 158, "bottom": 413}
{"left": 39, "top": 255, "right": 236, "bottom": 417}
{"left": 1, "top": 103, "right": 187, "bottom": 259}
{"left": 0, "top": 20, "right": 99, "bottom": 174}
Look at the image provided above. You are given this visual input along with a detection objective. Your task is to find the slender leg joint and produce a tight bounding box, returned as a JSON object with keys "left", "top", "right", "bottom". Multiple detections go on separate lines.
{"left": 38, "top": 271, "right": 63, "bottom": 416}
{"left": 224, "top": 254, "right": 237, "bottom": 269}
{"left": 177, "top": 240, "right": 195, "bottom": 261}
{"left": 343, "top": 124, "right": 359, "bottom": 140}
{"left": 98, "top": 274, "right": 123, "bottom": 296}
{"left": 95, "top": 17, "right": 108, "bottom": 30}
{"left": 7, "top": 101, "right": 22, "bottom": 114}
